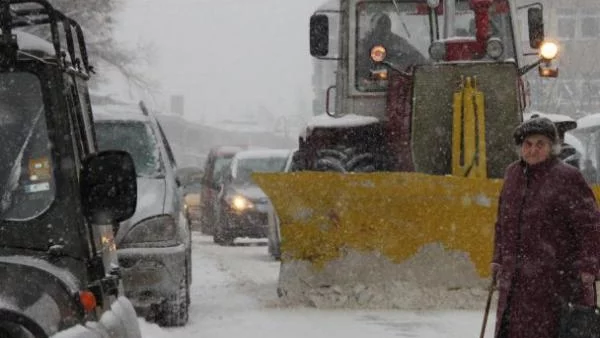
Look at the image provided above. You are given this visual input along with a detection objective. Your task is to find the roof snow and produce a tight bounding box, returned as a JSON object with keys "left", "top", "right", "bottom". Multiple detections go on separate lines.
{"left": 16, "top": 30, "right": 57, "bottom": 56}
{"left": 306, "top": 113, "right": 379, "bottom": 129}
{"left": 564, "top": 132, "right": 584, "bottom": 154}
{"left": 575, "top": 113, "right": 600, "bottom": 131}
{"left": 300, "top": 113, "right": 379, "bottom": 140}
{"left": 524, "top": 111, "right": 576, "bottom": 123}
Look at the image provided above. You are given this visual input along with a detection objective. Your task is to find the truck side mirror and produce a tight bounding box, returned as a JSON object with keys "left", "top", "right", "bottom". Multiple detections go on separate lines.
{"left": 527, "top": 7, "right": 544, "bottom": 49}
{"left": 80, "top": 150, "right": 137, "bottom": 226}
{"left": 310, "top": 14, "right": 329, "bottom": 57}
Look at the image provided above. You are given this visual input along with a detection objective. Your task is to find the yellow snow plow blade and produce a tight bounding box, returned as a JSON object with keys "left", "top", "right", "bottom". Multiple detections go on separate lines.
{"left": 452, "top": 76, "right": 487, "bottom": 178}
{"left": 253, "top": 171, "right": 504, "bottom": 309}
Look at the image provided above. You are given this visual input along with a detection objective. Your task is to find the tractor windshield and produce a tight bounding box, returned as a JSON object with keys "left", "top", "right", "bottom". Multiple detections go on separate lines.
{"left": 355, "top": 0, "right": 516, "bottom": 92}
{"left": 0, "top": 72, "right": 54, "bottom": 221}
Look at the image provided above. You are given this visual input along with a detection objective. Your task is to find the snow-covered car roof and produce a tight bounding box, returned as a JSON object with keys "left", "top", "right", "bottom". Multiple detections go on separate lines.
{"left": 232, "top": 149, "right": 292, "bottom": 161}
{"left": 210, "top": 145, "right": 245, "bottom": 155}
{"left": 564, "top": 132, "right": 584, "bottom": 154}
{"left": 92, "top": 103, "right": 149, "bottom": 122}
{"left": 574, "top": 113, "right": 600, "bottom": 132}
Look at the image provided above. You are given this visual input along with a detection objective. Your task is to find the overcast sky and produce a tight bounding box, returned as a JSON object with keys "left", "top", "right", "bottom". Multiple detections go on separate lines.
{"left": 113, "top": 0, "right": 325, "bottom": 130}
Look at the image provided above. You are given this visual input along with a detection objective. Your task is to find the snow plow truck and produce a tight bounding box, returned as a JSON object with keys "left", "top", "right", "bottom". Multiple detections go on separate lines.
{"left": 252, "top": 0, "right": 561, "bottom": 309}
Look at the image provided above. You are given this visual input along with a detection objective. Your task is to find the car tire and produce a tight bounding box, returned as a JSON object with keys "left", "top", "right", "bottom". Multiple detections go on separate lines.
{"left": 267, "top": 236, "right": 273, "bottom": 255}
{"left": 214, "top": 212, "right": 235, "bottom": 246}
{"left": 200, "top": 215, "right": 214, "bottom": 236}
{"left": 158, "top": 274, "right": 190, "bottom": 327}
{"left": 213, "top": 229, "right": 234, "bottom": 246}
{"left": 268, "top": 236, "right": 280, "bottom": 260}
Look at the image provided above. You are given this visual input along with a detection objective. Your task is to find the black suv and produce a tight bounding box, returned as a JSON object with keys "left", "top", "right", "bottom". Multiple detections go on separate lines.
{"left": 0, "top": 1, "right": 141, "bottom": 337}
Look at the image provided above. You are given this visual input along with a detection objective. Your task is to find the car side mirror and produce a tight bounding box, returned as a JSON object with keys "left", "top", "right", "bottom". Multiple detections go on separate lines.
{"left": 80, "top": 150, "right": 137, "bottom": 228}
{"left": 310, "top": 14, "right": 329, "bottom": 57}
{"left": 527, "top": 7, "right": 544, "bottom": 49}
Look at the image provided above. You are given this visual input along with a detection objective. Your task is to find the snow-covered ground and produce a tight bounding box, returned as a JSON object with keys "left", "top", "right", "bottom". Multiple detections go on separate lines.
{"left": 139, "top": 232, "right": 497, "bottom": 338}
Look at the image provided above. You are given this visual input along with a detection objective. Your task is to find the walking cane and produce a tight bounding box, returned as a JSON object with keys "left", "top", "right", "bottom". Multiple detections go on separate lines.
{"left": 479, "top": 278, "right": 496, "bottom": 338}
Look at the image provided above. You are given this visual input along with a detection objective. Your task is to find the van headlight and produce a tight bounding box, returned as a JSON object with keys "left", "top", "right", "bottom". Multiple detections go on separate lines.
{"left": 120, "top": 215, "right": 177, "bottom": 247}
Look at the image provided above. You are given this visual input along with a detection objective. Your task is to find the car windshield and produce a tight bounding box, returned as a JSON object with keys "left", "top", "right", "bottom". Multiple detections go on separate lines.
{"left": 212, "top": 155, "right": 235, "bottom": 183}
{"left": 356, "top": 0, "right": 515, "bottom": 91}
{"left": 233, "top": 155, "right": 288, "bottom": 184}
{"left": 95, "top": 121, "right": 163, "bottom": 177}
{"left": 0, "top": 72, "right": 54, "bottom": 221}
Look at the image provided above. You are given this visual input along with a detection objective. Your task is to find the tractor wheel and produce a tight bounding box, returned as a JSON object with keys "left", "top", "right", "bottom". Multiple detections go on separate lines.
{"left": 314, "top": 146, "right": 377, "bottom": 172}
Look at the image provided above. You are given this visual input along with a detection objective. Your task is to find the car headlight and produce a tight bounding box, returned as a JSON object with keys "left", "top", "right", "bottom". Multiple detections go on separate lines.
{"left": 120, "top": 215, "right": 177, "bottom": 247}
{"left": 227, "top": 195, "right": 254, "bottom": 211}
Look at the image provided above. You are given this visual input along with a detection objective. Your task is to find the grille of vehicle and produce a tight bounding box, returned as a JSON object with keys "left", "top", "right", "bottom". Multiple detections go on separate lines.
{"left": 246, "top": 212, "right": 268, "bottom": 225}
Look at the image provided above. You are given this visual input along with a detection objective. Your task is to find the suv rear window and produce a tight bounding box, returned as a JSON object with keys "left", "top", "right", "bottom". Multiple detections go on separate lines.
{"left": 95, "top": 121, "right": 162, "bottom": 177}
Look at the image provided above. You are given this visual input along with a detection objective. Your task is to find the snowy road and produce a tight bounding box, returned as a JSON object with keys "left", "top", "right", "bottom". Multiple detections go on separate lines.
{"left": 139, "top": 232, "right": 497, "bottom": 337}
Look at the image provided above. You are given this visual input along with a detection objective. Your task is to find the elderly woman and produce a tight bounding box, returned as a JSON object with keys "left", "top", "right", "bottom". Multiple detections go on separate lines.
{"left": 492, "top": 117, "right": 600, "bottom": 338}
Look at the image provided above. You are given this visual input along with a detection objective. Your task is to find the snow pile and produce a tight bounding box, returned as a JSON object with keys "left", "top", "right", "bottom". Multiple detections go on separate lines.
{"left": 277, "top": 243, "right": 492, "bottom": 310}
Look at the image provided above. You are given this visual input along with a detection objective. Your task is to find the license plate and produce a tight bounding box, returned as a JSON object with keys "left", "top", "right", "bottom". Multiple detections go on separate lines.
{"left": 24, "top": 182, "right": 50, "bottom": 193}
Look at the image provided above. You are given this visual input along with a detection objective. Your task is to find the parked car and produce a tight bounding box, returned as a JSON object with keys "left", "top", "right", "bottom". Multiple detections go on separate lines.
{"left": 200, "top": 145, "right": 244, "bottom": 235}
{"left": 177, "top": 166, "right": 204, "bottom": 228}
{"left": 213, "top": 149, "right": 290, "bottom": 245}
{"left": 267, "top": 149, "right": 298, "bottom": 259}
{"left": 93, "top": 101, "right": 191, "bottom": 327}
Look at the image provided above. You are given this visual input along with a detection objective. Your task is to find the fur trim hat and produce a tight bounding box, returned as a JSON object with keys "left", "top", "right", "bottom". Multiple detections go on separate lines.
{"left": 513, "top": 117, "right": 559, "bottom": 146}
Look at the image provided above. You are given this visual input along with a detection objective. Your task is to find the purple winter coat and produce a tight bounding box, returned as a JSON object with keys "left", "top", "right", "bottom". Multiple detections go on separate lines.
{"left": 493, "top": 157, "right": 600, "bottom": 338}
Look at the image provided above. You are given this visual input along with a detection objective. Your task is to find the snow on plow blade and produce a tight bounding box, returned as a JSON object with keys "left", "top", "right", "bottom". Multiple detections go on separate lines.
{"left": 253, "top": 172, "right": 503, "bottom": 309}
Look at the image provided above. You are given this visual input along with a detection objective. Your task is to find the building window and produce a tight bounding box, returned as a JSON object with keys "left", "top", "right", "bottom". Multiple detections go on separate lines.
{"left": 581, "top": 10, "right": 600, "bottom": 38}
{"left": 557, "top": 8, "right": 577, "bottom": 40}
{"left": 582, "top": 80, "right": 600, "bottom": 106}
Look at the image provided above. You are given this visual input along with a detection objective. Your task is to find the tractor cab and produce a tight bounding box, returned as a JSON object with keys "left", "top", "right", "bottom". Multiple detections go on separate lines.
{"left": 0, "top": 1, "right": 141, "bottom": 337}
{"left": 303, "top": 0, "right": 560, "bottom": 176}
{"left": 354, "top": 0, "right": 521, "bottom": 90}
{"left": 310, "top": 0, "right": 558, "bottom": 115}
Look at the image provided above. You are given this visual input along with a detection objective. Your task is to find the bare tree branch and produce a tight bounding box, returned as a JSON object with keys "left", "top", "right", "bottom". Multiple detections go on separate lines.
{"left": 26, "top": 0, "right": 155, "bottom": 94}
